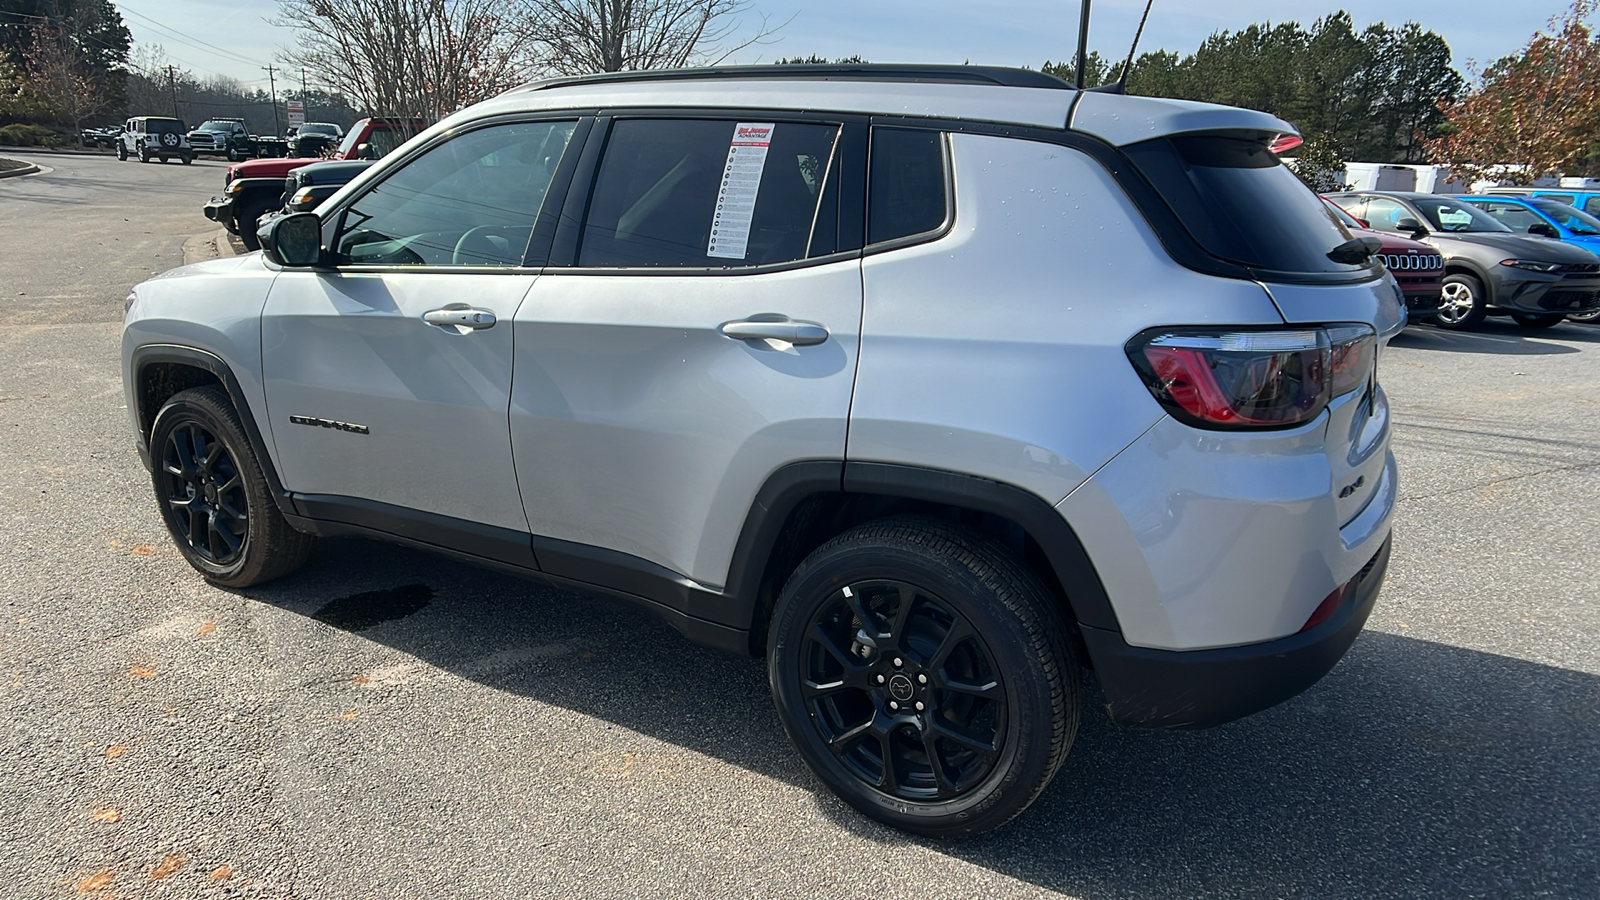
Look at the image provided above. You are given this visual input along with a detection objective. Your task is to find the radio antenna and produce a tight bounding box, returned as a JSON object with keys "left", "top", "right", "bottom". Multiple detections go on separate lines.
{"left": 1074, "top": 0, "right": 1092, "bottom": 88}
{"left": 1116, "top": 0, "right": 1157, "bottom": 87}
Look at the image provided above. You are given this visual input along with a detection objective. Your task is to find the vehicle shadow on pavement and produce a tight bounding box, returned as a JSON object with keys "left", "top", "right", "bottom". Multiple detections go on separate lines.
{"left": 1392, "top": 321, "right": 1600, "bottom": 355}
{"left": 245, "top": 538, "right": 1599, "bottom": 900}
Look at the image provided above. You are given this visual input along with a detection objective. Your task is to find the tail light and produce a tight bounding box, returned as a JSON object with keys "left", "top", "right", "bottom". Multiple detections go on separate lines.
{"left": 1127, "top": 325, "right": 1375, "bottom": 430}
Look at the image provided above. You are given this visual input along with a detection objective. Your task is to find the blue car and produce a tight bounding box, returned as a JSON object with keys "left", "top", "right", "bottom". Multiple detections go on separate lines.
{"left": 1480, "top": 188, "right": 1600, "bottom": 217}
{"left": 1462, "top": 195, "right": 1600, "bottom": 322}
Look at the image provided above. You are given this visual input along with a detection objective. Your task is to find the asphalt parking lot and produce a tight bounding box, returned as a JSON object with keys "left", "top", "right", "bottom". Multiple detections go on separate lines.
{"left": 1, "top": 149, "right": 1596, "bottom": 899}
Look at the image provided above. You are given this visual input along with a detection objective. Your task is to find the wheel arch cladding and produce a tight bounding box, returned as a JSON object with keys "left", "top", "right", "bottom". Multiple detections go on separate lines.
{"left": 130, "top": 346, "right": 294, "bottom": 515}
{"left": 733, "top": 461, "right": 1120, "bottom": 657}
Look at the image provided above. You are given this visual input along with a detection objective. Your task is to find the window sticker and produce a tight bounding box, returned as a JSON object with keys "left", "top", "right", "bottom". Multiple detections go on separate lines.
{"left": 708, "top": 122, "right": 774, "bottom": 260}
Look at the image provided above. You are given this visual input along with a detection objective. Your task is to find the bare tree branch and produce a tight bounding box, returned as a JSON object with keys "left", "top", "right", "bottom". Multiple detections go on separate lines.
{"left": 275, "top": 0, "right": 536, "bottom": 121}
{"left": 518, "top": 0, "right": 785, "bottom": 74}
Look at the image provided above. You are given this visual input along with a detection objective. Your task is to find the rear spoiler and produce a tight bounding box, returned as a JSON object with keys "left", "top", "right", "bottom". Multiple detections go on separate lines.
{"left": 1070, "top": 92, "right": 1296, "bottom": 148}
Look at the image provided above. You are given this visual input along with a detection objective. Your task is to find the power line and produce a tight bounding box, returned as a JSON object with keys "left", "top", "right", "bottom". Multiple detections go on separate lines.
{"left": 112, "top": 3, "right": 267, "bottom": 67}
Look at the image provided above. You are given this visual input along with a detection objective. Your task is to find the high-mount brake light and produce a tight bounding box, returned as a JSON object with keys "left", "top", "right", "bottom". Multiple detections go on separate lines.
{"left": 1268, "top": 133, "right": 1304, "bottom": 154}
{"left": 1127, "top": 325, "right": 1376, "bottom": 431}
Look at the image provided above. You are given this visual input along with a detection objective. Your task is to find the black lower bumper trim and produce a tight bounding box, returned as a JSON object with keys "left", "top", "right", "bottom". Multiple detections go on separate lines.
{"left": 1082, "top": 535, "right": 1390, "bottom": 729}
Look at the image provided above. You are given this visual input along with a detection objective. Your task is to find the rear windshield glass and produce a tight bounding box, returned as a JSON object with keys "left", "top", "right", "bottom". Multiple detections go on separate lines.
{"left": 1124, "top": 133, "right": 1364, "bottom": 275}
{"left": 1532, "top": 198, "right": 1600, "bottom": 235}
{"left": 146, "top": 119, "right": 185, "bottom": 134}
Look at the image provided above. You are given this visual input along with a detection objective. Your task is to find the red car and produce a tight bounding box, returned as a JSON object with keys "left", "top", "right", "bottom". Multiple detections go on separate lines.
{"left": 1324, "top": 197, "right": 1444, "bottom": 315}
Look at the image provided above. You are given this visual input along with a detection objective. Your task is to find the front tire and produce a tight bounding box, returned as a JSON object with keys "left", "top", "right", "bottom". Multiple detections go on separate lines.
{"left": 1568, "top": 308, "right": 1600, "bottom": 323}
{"left": 768, "top": 517, "right": 1080, "bottom": 836}
{"left": 1511, "top": 312, "right": 1565, "bottom": 328}
{"left": 235, "top": 197, "right": 274, "bottom": 251}
{"left": 149, "top": 386, "right": 314, "bottom": 587}
{"left": 226, "top": 147, "right": 241, "bottom": 162}
{"left": 116, "top": 142, "right": 127, "bottom": 161}
{"left": 1433, "top": 274, "right": 1487, "bottom": 329}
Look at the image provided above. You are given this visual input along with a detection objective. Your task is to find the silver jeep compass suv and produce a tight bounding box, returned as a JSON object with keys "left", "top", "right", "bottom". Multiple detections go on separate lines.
{"left": 121, "top": 65, "right": 1401, "bottom": 835}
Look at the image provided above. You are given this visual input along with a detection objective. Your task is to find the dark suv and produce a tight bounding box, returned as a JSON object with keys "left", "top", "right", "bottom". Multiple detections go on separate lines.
{"left": 1328, "top": 191, "right": 1600, "bottom": 328}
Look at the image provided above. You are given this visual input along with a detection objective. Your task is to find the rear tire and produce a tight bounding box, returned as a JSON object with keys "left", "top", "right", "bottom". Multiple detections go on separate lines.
{"left": 768, "top": 516, "right": 1080, "bottom": 836}
{"left": 1511, "top": 312, "right": 1565, "bottom": 328}
{"left": 1433, "top": 274, "right": 1487, "bottom": 329}
{"left": 180, "top": 153, "right": 192, "bottom": 165}
{"left": 149, "top": 386, "right": 314, "bottom": 588}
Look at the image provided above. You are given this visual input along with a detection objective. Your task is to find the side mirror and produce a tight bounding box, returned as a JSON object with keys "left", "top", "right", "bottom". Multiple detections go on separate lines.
{"left": 262, "top": 212, "right": 323, "bottom": 267}
{"left": 1395, "top": 217, "right": 1428, "bottom": 239}
{"left": 357, "top": 142, "right": 377, "bottom": 160}
{"left": 1529, "top": 222, "right": 1560, "bottom": 238}
{"left": 1356, "top": 217, "right": 1371, "bottom": 229}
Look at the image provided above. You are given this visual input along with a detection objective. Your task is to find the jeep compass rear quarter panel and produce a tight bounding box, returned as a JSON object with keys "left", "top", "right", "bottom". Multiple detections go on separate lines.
{"left": 850, "top": 132, "right": 1290, "bottom": 502}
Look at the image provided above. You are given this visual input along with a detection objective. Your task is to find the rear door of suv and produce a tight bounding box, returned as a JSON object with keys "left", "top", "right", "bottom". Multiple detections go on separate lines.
{"left": 509, "top": 113, "right": 866, "bottom": 590}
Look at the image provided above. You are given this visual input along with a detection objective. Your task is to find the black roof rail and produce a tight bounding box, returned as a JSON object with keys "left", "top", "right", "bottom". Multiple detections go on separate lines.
{"left": 514, "top": 64, "right": 1074, "bottom": 93}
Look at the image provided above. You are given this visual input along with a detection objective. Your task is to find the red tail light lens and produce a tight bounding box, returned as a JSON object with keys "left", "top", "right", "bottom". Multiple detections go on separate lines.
{"left": 1327, "top": 324, "right": 1376, "bottom": 399}
{"left": 1128, "top": 325, "right": 1375, "bottom": 430}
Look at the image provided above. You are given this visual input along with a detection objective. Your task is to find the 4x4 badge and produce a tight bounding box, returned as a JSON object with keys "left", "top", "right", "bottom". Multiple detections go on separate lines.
{"left": 289, "top": 414, "right": 369, "bottom": 435}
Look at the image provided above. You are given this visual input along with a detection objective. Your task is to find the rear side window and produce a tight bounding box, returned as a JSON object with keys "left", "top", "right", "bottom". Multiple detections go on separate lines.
{"left": 579, "top": 119, "right": 841, "bottom": 267}
{"left": 1125, "top": 133, "right": 1364, "bottom": 276}
{"left": 868, "top": 128, "right": 948, "bottom": 244}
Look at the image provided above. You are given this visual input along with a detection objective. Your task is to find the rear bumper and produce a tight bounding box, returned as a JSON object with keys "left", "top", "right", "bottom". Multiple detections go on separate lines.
{"left": 1083, "top": 534, "right": 1389, "bottom": 729}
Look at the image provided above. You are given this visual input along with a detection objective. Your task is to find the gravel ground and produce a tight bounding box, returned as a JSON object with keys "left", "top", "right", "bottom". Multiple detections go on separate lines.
{"left": 1, "top": 149, "right": 1595, "bottom": 899}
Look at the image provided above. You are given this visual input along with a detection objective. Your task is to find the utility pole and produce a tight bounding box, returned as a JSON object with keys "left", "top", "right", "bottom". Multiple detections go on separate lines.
{"left": 262, "top": 65, "right": 281, "bottom": 135}
{"left": 300, "top": 67, "right": 310, "bottom": 120}
{"left": 165, "top": 65, "right": 179, "bottom": 118}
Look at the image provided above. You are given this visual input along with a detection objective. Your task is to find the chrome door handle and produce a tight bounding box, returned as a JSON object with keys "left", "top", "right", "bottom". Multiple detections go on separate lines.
{"left": 719, "top": 318, "right": 829, "bottom": 346}
{"left": 423, "top": 306, "right": 497, "bottom": 333}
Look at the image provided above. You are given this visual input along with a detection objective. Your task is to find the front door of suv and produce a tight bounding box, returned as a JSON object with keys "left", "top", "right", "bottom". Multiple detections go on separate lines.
{"left": 261, "top": 118, "right": 582, "bottom": 535}
{"left": 511, "top": 115, "right": 865, "bottom": 587}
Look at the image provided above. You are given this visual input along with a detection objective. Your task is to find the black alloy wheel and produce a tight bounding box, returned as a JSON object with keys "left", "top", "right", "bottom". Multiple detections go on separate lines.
{"left": 159, "top": 420, "right": 249, "bottom": 566}
{"left": 800, "top": 578, "right": 1008, "bottom": 802}
{"left": 769, "top": 517, "right": 1079, "bottom": 836}
{"left": 148, "top": 386, "right": 314, "bottom": 587}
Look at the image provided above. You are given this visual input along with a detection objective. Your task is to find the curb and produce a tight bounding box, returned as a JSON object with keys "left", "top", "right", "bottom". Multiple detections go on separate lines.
{"left": 0, "top": 160, "right": 42, "bottom": 179}
{"left": 181, "top": 229, "right": 240, "bottom": 265}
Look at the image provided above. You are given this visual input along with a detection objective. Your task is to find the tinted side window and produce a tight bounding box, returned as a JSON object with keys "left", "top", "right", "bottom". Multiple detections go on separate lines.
{"left": 579, "top": 119, "right": 841, "bottom": 267}
{"left": 1361, "top": 197, "right": 1411, "bottom": 231}
{"left": 868, "top": 128, "right": 948, "bottom": 244}
{"left": 335, "top": 120, "right": 576, "bottom": 267}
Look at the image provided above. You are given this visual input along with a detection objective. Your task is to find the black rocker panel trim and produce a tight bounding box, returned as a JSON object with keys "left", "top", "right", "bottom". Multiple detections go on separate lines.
{"left": 531, "top": 535, "right": 748, "bottom": 626}
{"left": 129, "top": 345, "right": 294, "bottom": 517}
{"left": 293, "top": 494, "right": 539, "bottom": 570}
{"left": 841, "top": 462, "right": 1121, "bottom": 633}
{"left": 285, "top": 495, "right": 748, "bottom": 655}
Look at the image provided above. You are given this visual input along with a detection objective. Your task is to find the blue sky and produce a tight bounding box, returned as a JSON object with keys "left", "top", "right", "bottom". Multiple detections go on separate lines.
{"left": 113, "top": 0, "right": 1576, "bottom": 91}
